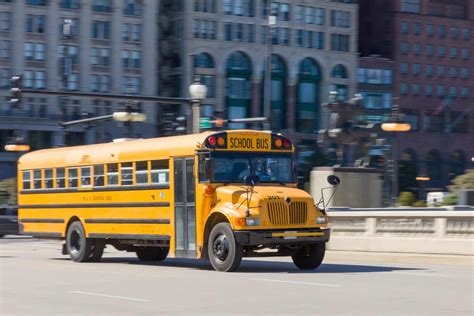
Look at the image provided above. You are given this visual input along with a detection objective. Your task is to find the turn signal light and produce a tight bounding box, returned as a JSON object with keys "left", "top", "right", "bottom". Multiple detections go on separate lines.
{"left": 274, "top": 138, "right": 282, "bottom": 148}
{"left": 217, "top": 137, "right": 225, "bottom": 146}
{"left": 204, "top": 185, "right": 215, "bottom": 195}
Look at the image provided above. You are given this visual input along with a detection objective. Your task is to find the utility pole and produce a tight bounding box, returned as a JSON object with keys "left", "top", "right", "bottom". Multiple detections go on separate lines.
{"left": 263, "top": 0, "right": 276, "bottom": 131}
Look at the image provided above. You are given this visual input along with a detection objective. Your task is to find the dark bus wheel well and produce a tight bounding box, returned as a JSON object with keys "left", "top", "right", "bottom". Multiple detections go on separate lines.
{"left": 64, "top": 216, "right": 81, "bottom": 237}
{"left": 202, "top": 213, "right": 229, "bottom": 260}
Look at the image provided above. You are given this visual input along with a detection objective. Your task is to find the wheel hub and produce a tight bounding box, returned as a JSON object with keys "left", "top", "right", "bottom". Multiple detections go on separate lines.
{"left": 213, "top": 235, "right": 229, "bottom": 261}
{"left": 70, "top": 230, "right": 81, "bottom": 255}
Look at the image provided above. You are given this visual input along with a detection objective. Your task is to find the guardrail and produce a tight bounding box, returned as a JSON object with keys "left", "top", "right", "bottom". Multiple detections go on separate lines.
{"left": 327, "top": 207, "right": 474, "bottom": 256}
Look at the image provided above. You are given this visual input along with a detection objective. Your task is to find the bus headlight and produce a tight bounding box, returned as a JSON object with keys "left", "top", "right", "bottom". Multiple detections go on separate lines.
{"left": 316, "top": 217, "right": 327, "bottom": 224}
{"left": 245, "top": 218, "right": 260, "bottom": 226}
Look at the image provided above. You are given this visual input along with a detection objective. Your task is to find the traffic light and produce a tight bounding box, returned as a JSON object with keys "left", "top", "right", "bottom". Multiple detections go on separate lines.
{"left": 213, "top": 110, "right": 225, "bottom": 130}
{"left": 161, "top": 113, "right": 176, "bottom": 136}
{"left": 10, "top": 75, "right": 22, "bottom": 109}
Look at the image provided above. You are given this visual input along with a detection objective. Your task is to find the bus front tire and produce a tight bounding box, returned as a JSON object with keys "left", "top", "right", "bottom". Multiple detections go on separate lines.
{"left": 88, "top": 239, "right": 105, "bottom": 262}
{"left": 291, "top": 243, "right": 326, "bottom": 270}
{"left": 208, "top": 223, "right": 242, "bottom": 272}
{"left": 66, "top": 221, "right": 93, "bottom": 262}
{"left": 135, "top": 247, "right": 169, "bottom": 261}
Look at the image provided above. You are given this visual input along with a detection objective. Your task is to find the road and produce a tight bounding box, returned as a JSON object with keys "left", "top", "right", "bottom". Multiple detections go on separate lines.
{"left": 1, "top": 237, "right": 473, "bottom": 315}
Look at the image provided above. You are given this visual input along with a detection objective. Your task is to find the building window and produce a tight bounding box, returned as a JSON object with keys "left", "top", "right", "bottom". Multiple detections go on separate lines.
{"left": 400, "top": 82, "right": 408, "bottom": 94}
{"left": 413, "top": 43, "right": 421, "bottom": 55}
{"left": 332, "top": 64, "right": 348, "bottom": 79}
{"left": 426, "top": 44, "right": 433, "bottom": 56}
{"left": 24, "top": 42, "right": 46, "bottom": 61}
{"left": 91, "top": 74, "right": 110, "bottom": 92}
{"left": 461, "top": 48, "right": 469, "bottom": 60}
{"left": 425, "top": 64, "right": 433, "bottom": 76}
{"left": 0, "top": 12, "right": 11, "bottom": 31}
{"left": 223, "top": 22, "right": 255, "bottom": 43}
{"left": 122, "top": 76, "right": 141, "bottom": 94}
{"left": 123, "top": 0, "right": 142, "bottom": 16}
{"left": 123, "top": 23, "right": 141, "bottom": 42}
{"left": 262, "top": 1, "right": 290, "bottom": 21}
{"left": 59, "top": 0, "right": 80, "bottom": 9}
{"left": 91, "top": 48, "right": 110, "bottom": 66}
{"left": 0, "top": 68, "right": 11, "bottom": 89}
{"left": 424, "top": 116, "right": 443, "bottom": 132}
{"left": 193, "top": 19, "right": 217, "bottom": 40}
{"left": 400, "top": 42, "right": 409, "bottom": 54}
{"left": 194, "top": 0, "right": 217, "bottom": 13}
{"left": 201, "top": 75, "right": 215, "bottom": 98}
{"left": 425, "top": 84, "right": 433, "bottom": 96}
{"left": 92, "top": 0, "right": 111, "bottom": 12}
{"left": 400, "top": 0, "right": 420, "bottom": 13}
{"left": 412, "top": 63, "right": 420, "bottom": 75}
{"left": 461, "top": 87, "right": 469, "bottom": 98}
{"left": 92, "top": 21, "right": 110, "bottom": 39}
{"left": 450, "top": 47, "right": 458, "bottom": 59}
{"left": 449, "top": 66, "right": 458, "bottom": 78}
{"left": 412, "top": 83, "right": 420, "bottom": 95}
{"left": 437, "top": 85, "right": 445, "bottom": 96}
{"left": 26, "top": 15, "right": 46, "bottom": 34}
{"left": 59, "top": 18, "right": 79, "bottom": 37}
{"left": 437, "top": 65, "right": 445, "bottom": 77}
{"left": 449, "top": 86, "right": 457, "bottom": 98}
{"left": 65, "top": 73, "right": 79, "bottom": 91}
{"left": 225, "top": 0, "right": 255, "bottom": 17}
{"left": 460, "top": 67, "right": 470, "bottom": 79}
{"left": 401, "top": 21, "right": 409, "bottom": 34}
{"left": 26, "top": 0, "right": 46, "bottom": 6}
{"left": 462, "top": 28, "right": 470, "bottom": 40}
{"left": 438, "top": 25, "right": 446, "bottom": 38}
{"left": 331, "top": 10, "right": 350, "bottom": 28}
{"left": 330, "top": 34, "right": 349, "bottom": 52}
{"left": 414, "top": 22, "right": 421, "bottom": 35}
{"left": 400, "top": 62, "right": 408, "bottom": 74}
{"left": 0, "top": 40, "right": 11, "bottom": 59}
{"left": 122, "top": 50, "right": 141, "bottom": 68}
{"left": 23, "top": 70, "right": 46, "bottom": 89}
{"left": 194, "top": 52, "right": 215, "bottom": 68}
{"left": 426, "top": 24, "right": 434, "bottom": 36}
{"left": 438, "top": 45, "right": 446, "bottom": 57}
{"left": 404, "top": 112, "right": 419, "bottom": 131}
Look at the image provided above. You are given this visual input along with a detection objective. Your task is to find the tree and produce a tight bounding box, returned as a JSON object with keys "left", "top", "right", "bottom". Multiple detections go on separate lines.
{"left": 0, "top": 178, "right": 17, "bottom": 205}
{"left": 449, "top": 169, "right": 474, "bottom": 194}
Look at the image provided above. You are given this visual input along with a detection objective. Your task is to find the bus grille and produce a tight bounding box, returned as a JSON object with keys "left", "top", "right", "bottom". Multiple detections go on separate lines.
{"left": 267, "top": 201, "right": 307, "bottom": 226}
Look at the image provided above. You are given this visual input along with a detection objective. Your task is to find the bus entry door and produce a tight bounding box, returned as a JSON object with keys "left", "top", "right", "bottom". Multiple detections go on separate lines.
{"left": 173, "top": 157, "right": 196, "bottom": 258}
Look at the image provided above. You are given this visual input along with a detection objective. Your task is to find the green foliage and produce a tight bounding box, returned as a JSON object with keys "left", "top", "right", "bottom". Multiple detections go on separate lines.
{"left": 397, "top": 191, "right": 416, "bottom": 206}
{"left": 442, "top": 194, "right": 458, "bottom": 206}
{"left": 449, "top": 169, "right": 474, "bottom": 194}
{"left": 413, "top": 200, "right": 427, "bottom": 207}
{"left": 0, "top": 178, "right": 17, "bottom": 205}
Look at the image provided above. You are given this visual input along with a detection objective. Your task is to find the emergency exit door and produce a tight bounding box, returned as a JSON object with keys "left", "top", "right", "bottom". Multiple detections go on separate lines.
{"left": 174, "top": 157, "right": 196, "bottom": 258}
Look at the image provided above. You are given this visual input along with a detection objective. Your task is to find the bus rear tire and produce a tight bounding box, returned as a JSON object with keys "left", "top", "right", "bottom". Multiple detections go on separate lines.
{"left": 208, "top": 223, "right": 242, "bottom": 272}
{"left": 136, "top": 247, "right": 169, "bottom": 261}
{"left": 66, "top": 221, "right": 93, "bottom": 262}
{"left": 291, "top": 243, "right": 326, "bottom": 270}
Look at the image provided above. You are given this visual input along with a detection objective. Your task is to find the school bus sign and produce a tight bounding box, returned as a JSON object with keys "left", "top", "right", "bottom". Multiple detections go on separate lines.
{"left": 204, "top": 131, "right": 292, "bottom": 152}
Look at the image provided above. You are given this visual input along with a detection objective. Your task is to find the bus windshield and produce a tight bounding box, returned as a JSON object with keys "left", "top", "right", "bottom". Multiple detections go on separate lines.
{"left": 200, "top": 152, "right": 294, "bottom": 183}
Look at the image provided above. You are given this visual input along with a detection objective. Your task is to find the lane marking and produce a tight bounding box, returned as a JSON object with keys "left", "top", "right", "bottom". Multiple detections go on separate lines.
{"left": 390, "top": 272, "right": 451, "bottom": 278}
{"left": 251, "top": 278, "right": 340, "bottom": 287}
{"left": 71, "top": 291, "right": 149, "bottom": 302}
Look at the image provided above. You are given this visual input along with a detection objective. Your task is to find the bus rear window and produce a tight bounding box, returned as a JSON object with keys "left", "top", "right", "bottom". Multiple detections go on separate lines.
{"left": 121, "top": 163, "right": 133, "bottom": 186}
{"left": 22, "top": 171, "right": 31, "bottom": 190}
{"left": 81, "top": 167, "right": 91, "bottom": 187}
{"left": 68, "top": 168, "right": 78, "bottom": 188}
{"left": 135, "top": 161, "right": 148, "bottom": 184}
{"left": 107, "top": 164, "right": 118, "bottom": 186}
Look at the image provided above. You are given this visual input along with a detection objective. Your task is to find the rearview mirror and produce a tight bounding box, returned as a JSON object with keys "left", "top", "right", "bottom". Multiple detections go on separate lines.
{"left": 244, "top": 174, "right": 259, "bottom": 187}
{"left": 204, "top": 158, "right": 215, "bottom": 180}
{"left": 327, "top": 175, "right": 341, "bottom": 186}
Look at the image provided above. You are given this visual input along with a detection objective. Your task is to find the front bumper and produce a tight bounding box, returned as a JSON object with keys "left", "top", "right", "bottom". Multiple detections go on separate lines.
{"left": 234, "top": 228, "right": 330, "bottom": 246}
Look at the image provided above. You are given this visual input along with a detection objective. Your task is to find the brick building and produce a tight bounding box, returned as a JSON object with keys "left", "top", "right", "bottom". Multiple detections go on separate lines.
{"left": 358, "top": 0, "right": 474, "bottom": 192}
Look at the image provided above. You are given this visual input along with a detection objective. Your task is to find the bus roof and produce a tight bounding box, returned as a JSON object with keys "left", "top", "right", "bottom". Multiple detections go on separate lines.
{"left": 17, "top": 130, "right": 277, "bottom": 170}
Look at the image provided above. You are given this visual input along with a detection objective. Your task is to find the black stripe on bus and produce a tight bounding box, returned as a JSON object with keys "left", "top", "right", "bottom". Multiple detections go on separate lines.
{"left": 18, "top": 202, "right": 170, "bottom": 209}
{"left": 85, "top": 218, "right": 171, "bottom": 224}
{"left": 24, "top": 232, "right": 62, "bottom": 238}
{"left": 20, "top": 184, "right": 170, "bottom": 195}
{"left": 20, "top": 218, "right": 65, "bottom": 224}
{"left": 88, "top": 233, "right": 170, "bottom": 240}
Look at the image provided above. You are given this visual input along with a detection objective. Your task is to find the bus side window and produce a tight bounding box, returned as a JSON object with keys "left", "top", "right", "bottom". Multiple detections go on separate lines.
{"left": 151, "top": 160, "right": 169, "bottom": 184}
{"left": 56, "top": 168, "right": 65, "bottom": 188}
{"left": 81, "top": 166, "right": 91, "bottom": 187}
{"left": 44, "top": 169, "right": 54, "bottom": 189}
{"left": 22, "top": 170, "right": 31, "bottom": 190}
{"left": 107, "top": 163, "right": 119, "bottom": 186}
{"left": 94, "top": 165, "right": 104, "bottom": 187}
{"left": 121, "top": 162, "right": 133, "bottom": 186}
{"left": 135, "top": 161, "right": 148, "bottom": 185}
{"left": 68, "top": 168, "right": 78, "bottom": 188}
{"left": 33, "top": 170, "right": 42, "bottom": 189}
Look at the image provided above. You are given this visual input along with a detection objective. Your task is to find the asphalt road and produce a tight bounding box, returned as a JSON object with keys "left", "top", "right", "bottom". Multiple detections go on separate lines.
{"left": 1, "top": 237, "right": 473, "bottom": 315}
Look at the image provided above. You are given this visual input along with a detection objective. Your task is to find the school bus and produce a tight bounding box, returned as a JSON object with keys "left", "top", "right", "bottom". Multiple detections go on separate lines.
{"left": 18, "top": 130, "right": 330, "bottom": 272}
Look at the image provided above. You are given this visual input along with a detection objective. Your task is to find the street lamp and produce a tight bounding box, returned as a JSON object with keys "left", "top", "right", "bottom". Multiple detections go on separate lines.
{"left": 4, "top": 131, "right": 30, "bottom": 152}
{"left": 381, "top": 103, "right": 411, "bottom": 206}
{"left": 189, "top": 78, "right": 207, "bottom": 134}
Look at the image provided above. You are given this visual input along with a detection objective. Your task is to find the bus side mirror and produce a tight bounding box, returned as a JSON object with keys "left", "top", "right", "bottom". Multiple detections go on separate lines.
{"left": 204, "top": 158, "right": 215, "bottom": 179}
{"left": 327, "top": 175, "right": 340, "bottom": 186}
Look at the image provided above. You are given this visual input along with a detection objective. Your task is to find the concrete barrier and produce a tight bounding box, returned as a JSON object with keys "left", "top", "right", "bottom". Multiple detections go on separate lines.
{"left": 327, "top": 207, "right": 474, "bottom": 256}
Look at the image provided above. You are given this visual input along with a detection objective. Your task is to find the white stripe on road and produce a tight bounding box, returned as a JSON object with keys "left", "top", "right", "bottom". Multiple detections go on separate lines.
{"left": 251, "top": 278, "right": 340, "bottom": 287}
{"left": 390, "top": 272, "right": 451, "bottom": 278}
{"left": 71, "top": 291, "right": 149, "bottom": 302}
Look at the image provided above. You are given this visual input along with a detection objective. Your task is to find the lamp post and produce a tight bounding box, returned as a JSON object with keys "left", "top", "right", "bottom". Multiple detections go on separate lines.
{"left": 416, "top": 173, "right": 431, "bottom": 201}
{"left": 381, "top": 102, "right": 411, "bottom": 206}
{"left": 189, "top": 78, "right": 207, "bottom": 134}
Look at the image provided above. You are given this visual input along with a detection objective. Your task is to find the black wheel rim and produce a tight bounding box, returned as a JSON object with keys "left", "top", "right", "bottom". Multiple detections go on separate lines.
{"left": 70, "top": 229, "right": 81, "bottom": 256}
{"left": 212, "top": 234, "right": 229, "bottom": 261}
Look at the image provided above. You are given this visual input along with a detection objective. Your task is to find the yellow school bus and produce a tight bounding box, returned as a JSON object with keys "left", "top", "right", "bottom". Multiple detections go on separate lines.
{"left": 18, "top": 130, "right": 330, "bottom": 272}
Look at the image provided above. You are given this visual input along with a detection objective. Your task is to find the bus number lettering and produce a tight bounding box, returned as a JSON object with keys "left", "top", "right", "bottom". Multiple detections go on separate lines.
{"left": 229, "top": 137, "right": 268, "bottom": 150}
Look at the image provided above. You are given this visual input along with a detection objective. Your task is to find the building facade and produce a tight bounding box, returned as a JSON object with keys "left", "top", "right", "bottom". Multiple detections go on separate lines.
{"left": 0, "top": 0, "right": 159, "bottom": 179}
{"left": 159, "top": 0, "right": 359, "bottom": 142}
{"left": 358, "top": 0, "right": 474, "bottom": 191}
